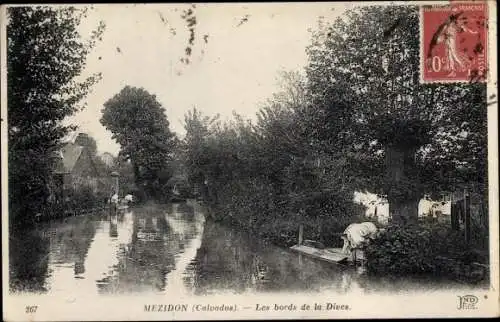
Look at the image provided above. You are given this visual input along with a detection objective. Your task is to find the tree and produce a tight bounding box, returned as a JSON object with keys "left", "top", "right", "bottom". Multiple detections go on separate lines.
{"left": 305, "top": 5, "right": 487, "bottom": 223}
{"left": 182, "top": 107, "right": 220, "bottom": 192}
{"left": 100, "top": 86, "right": 178, "bottom": 201}
{"left": 7, "top": 6, "right": 104, "bottom": 227}
{"left": 181, "top": 71, "right": 364, "bottom": 245}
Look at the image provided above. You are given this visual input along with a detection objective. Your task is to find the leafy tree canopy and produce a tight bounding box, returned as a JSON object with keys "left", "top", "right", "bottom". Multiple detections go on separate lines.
{"left": 305, "top": 5, "right": 487, "bottom": 221}
{"left": 100, "top": 86, "right": 178, "bottom": 201}
{"left": 7, "top": 6, "right": 104, "bottom": 226}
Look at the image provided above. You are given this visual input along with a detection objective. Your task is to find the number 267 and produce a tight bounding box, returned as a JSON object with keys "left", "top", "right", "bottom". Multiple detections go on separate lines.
{"left": 26, "top": 306, "right": 38, "bottom": 313}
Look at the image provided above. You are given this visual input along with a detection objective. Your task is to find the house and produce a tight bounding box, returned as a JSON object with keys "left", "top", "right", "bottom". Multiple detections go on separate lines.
{"left": 53, "top": 142, "right": 101, "bottom": 195}
{"left": 418, "top": 195, "right": 451, "bottom": 218}
{"left": 353, "top": 191, "right": 451, "bottom": 225}
{"left": 353, "top": 192, "right": 390, "bottom": 225}
{"left": 100, "top": 152, "right": 116, "bottom": 168}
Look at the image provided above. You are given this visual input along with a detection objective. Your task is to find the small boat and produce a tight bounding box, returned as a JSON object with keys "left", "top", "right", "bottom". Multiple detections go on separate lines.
{"left": 137, "top": 231, "right": 163, "bottom": 242}
{"left": 170, "top": 184, "right": 186, "bottom": 203}
{"left": 290, "top": 244, "right": 365, "bottom": 265}
{"left": 289, "top": 225, "right": 366, "bottom": 265}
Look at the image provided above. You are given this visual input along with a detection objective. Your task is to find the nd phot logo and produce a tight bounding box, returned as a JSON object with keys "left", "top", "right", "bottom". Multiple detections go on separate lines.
{"left": 457, "top": 295, "right": 479, "bottom": 310}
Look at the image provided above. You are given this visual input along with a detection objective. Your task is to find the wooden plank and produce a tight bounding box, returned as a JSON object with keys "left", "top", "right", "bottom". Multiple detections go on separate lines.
{"left": 290, "top": 245, "right": 350, "bottom": 263}
{"left": 326, "top": 248, "right": 366, "bottom": 261}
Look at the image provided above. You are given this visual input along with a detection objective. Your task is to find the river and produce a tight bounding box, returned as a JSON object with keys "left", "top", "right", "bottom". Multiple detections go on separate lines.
{"left": 9, "top": 202, "right": 486, "bottom": 296}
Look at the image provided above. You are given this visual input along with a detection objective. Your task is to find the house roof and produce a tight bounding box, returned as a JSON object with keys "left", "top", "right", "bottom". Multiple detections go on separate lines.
{"left": 54, "top": 143, "right": 84, "bottom": 174}
{"left": 100, "top": 152, "right": 116, "bottom": 166}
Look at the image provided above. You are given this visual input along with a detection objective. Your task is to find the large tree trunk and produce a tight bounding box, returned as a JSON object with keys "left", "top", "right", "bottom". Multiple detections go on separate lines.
{"left": 385, "top": 145, "right": 420, "bottom": 224}
{"left": 132, "top": 160, "right": 141, "bottom": 186}
{"left": 390, "top": 198, "right": 419, "bottom": 224}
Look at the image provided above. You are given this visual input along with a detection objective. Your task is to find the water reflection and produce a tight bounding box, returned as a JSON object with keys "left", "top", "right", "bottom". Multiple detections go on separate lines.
{"left": 187, "top": 221, "right": 364, "bottom": 295}
{"left": 9, "top": 201, "right": 486, "bottom": 296}
{"left": 9, "top": 231, "right": 50, "bottom": 293}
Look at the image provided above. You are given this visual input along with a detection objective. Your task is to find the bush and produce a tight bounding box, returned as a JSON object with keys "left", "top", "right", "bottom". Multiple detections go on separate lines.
{"left": 63, "top": 186, "right": 106, "bottom": 213}
{"left": 204, "top": 180, "right": 368, "bottom": 249}
{"left": 365, "top": 221, "right": 489, "bottom": 281}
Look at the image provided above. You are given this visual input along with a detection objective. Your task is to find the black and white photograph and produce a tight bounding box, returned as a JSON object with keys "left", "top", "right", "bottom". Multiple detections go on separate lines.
{"left": 1, "top": 2, "right": 498, "bottom": 320}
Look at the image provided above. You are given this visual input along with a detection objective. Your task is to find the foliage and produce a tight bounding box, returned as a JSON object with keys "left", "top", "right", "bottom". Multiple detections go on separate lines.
{"left": 305, "top": 5, "right": 487, "bottom": 222}
{"left": 365, "top": 221, "right": 488, "bottom": 281}
{"left": 7, "top": 6, "right": 104, "bottom": 228}
{"left": 181, "top": 107, "right": 220, "bottom": 190}
{"left": 64, "top": 186, "right": 106, "bottom": 213}
{"left": 100, "top": 86, "right": 178, "bottom": 202}
{"left": 115, "top": 159, "right": 140, "bottom": 198}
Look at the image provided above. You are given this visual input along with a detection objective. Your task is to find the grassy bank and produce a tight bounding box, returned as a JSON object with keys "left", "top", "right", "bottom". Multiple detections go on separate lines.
{"left": 364, "top": 220, "right": 489, "bottom": 284}
{"left": 200, "top": 198, "right": 489, "bottom": 285}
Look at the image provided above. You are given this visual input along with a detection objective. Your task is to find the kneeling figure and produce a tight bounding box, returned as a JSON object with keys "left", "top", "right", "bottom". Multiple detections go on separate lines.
{"left": 341, "top": 222, "right": 378, "bottom": 254}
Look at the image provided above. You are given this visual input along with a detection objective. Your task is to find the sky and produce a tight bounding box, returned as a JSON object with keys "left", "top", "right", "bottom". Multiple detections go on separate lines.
{"left": 66, "top": 3, "right": 344, "bottom": 155}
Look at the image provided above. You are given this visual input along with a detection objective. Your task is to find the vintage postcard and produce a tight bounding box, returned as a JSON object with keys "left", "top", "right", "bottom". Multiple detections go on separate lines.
{"left": 1, "top": 1, "right": 498, "bottom": 320}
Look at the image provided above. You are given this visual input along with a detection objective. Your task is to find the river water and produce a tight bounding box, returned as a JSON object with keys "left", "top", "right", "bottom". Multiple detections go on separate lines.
{"left": 9, "top": 202, "right": 486, "bottom": 296}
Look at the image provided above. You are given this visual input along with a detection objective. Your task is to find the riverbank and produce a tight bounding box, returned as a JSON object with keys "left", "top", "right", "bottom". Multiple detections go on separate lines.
{"left": 196, "top": 198, "right": 369, "bottom": 250}
{"left": 195, "top": 199, "right": 490, "bottom": 286}
{"left": 10, "top": 202, "right": 489, "bottom": 296}
{"left": 12, "top": 197, "right": 489, "bottom": 287}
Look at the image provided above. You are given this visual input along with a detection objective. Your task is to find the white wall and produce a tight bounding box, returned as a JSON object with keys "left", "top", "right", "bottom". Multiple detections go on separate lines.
{"left": 418, "top": 198, "right": 451, "bottom": 217}
{"left": 353, "top": 191, "right": 451, "bottom": 225}
{"left": 353, "top": 191, "right": 390, "bottom": 225}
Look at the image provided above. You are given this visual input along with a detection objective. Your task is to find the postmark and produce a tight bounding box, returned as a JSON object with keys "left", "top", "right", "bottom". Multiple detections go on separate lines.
{"left": 420, "top": 1, "right": 488, "bottom": 83}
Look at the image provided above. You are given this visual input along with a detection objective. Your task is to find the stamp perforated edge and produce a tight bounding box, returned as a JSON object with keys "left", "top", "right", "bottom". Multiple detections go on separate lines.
{"left": 418, "top": 1, "right": 490, "bottom": 84}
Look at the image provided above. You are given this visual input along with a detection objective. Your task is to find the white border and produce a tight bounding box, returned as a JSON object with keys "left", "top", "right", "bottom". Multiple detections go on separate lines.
{"left": 1, "top": 1, "right": 498, "bottom": 321}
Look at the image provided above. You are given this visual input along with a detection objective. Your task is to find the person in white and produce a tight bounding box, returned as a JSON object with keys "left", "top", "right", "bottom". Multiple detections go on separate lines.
{"left": 110, "top": 193, "right": 119, "bottom": 204}
{"left": 124, "top": 194, "right": 134, "bottom": 204}
{"left": 341, "top": 222, "right": 379, "bottom": 254}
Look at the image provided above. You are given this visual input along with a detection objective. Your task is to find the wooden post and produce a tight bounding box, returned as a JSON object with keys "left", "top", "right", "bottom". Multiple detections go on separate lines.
{"left": 298, "top": 224, "right": 304, "bottom": 246}
{"left": 115, "top": 176, "right": 119, "bottom": 196}
{"left": 464, "top": 188, "right": 471, "bottom": 244}
{"left": 451, "top": 193, "right": 459, "bottom": 231}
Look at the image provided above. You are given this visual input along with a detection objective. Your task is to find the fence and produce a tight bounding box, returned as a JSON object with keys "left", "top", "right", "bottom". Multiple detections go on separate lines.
{"left": 450, "top": 190, "right": 489, "bottom": 251}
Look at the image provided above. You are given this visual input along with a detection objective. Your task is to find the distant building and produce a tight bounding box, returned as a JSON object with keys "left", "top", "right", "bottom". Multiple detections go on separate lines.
{"left": 53, "top": 143, "right": 100, "bottom": 194}
{"left": 353, "top": 191, "right": 451, "bottom": 225}
{"left": 353, "top": 192, "right": 390, "bottom": 225}
{"left": 100, "top": 152, "right": 116, "bottom": 168}
{"left": 418, "top": 195, "right": 451, "bottom": 218}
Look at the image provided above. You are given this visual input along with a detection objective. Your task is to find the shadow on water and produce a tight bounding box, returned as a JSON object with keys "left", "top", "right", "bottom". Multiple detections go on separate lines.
{"left": 9, "top": 232, "right": 50, "bottom": 294}
{"left": 94, "top": 210, "right": 174, "bottom": 294}
{"left": 185, "top": 220, "right": 361, "bottom": 295}
{"left": 9, "top": 202, "right": 488, "bottom": 296}
{"left": 186, "top": 219, "right": 488, "bottom": 295}
{"left": 9, "top": 214, "right": 98, "bottom": 293}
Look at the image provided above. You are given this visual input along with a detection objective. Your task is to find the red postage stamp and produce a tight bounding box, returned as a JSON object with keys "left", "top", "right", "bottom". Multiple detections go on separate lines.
{"left": 420, "top": 1, "right": 488, "bottom": 83}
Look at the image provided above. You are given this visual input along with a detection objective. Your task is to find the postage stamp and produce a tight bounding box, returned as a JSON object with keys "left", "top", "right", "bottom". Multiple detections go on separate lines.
{"left": 421, "top": 1, "right": 488, "bottom": 83}
{"left": 1, "top": 1, "right": 499, "bottom": 321}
